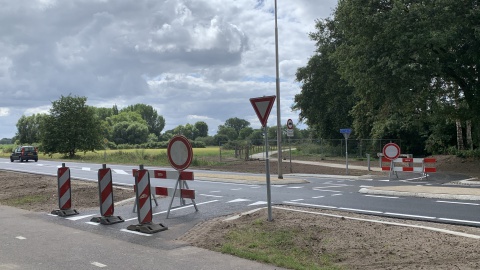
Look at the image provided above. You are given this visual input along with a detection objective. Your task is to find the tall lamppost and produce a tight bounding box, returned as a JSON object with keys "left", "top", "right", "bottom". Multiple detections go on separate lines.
{"left": 274, "top": 0, "right": 283, "bottom": 179}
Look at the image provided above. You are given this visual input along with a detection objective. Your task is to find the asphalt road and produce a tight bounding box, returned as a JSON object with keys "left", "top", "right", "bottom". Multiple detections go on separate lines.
{"left": 1, "top": 157, "right": 480, "bottom": 268}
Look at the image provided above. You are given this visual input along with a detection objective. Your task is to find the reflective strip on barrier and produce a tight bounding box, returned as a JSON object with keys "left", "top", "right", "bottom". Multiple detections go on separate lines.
{"left": 135, "top": 169, "right": 152, "bottom": 224}
{"left": 98, "top": 168, "right": 114, "bottom": 217}
{"left": 57, "top": 167, "right": 71, "bottom": 210}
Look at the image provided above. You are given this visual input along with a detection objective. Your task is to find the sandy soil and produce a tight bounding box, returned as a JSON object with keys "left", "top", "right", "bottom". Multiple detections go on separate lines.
{"left": 1, "top": 155, "right": 480, "bottom": 269}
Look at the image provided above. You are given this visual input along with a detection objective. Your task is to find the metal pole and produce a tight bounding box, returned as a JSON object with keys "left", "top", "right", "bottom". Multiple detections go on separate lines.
{"left": 265, "top": 126, "right": 273, "bottom": 221}
{"left": 346, "top": 138, "right": 349, "bottom": 175}
{"left": 289, "top": 137, "right": 292, "bottom": 173}
{"left": 274, "top": 0, "right": 283, "bottom": 179}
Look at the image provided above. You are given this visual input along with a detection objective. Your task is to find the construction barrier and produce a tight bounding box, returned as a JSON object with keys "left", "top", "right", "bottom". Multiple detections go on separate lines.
{"left": 127, "top": 165, "right": 168, "bottom": 234}
{"left": 132, "top": 169, "right": 197, "bottom": 218}
{"left": 382, "top": 157, "right": 436, "bottom": 179}
{"left": 51, "top": 163, "right": 79, "bottom": 217}
{"left": 90, "top": 164, "right": 124, "bottom": 225}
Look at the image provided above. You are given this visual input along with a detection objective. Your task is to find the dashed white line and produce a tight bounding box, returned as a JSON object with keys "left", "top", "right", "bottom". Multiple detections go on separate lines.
{"left": 249, "top": 201, "right": 267, "bottom": 206}
{"left": 436, "top": 200, "right": 480, "bottom": 206}
{"left": 210, "top": 190, "right": 221, "bottom": 193}
{"left": 287, "top": 186, "right": 304, "bottom": 189}
{"left": 230, "top": 188, "right": 242, "bottom": 191}
{"left": 312, "top": 189, "right": 342, "bottom": 193}
{"left": 91, "top": 262, "right": 107, "bottom": 268}
{"left": 200, "top": 194, "right": 223, "bottom": 198}
{"left": 227, "top": 198, "right": 251, "bottom": 203}
{"left": 66, "top": 214, "right": 96, "bottom": 221}
{"left": 312, "top": 196, "right": 324, "bottom": 199}
{"left": 331, "top": 194, "right": 343, "bottom": 197}
{"left": 120, "top": 229, "right": 152, "bottom": 236}
{"left": 15, "top": 236, "right": 26, "bottom": 240}
{"left": 290, "top": 199, "right": 304, "bottom": 202}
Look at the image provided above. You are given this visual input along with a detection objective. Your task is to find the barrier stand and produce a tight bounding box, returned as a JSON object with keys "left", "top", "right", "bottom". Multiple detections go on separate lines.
{"left": 166, "top": 171, "right": 197, "bottom": 218}
{"left": 51, "top": 163, "right": 79, "bottom": 217}
{"left": 127, "top": 165, "right": 168, "bottom": 234}
{"left": 131, "top": 169, "right": 197, "bottom": 218}
{"left": 90, "top": 164, "right": 124, "bottom": 225}
{"left": 382, "top": 157, "right": 437, "bottom": 179}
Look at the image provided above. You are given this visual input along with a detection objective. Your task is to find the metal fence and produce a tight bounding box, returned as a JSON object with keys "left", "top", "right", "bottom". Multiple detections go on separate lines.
{"left": 218, "top": 139, "right": 402, "bottom": 162}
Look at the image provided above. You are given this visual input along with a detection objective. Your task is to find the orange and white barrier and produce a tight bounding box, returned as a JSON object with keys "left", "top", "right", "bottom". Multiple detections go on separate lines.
{"left": 51, "top": 163, "right": 79, "bottom": 217}
{"left": 127, "top": 166, "right": 168, "bottom": 234}
{"left": 132, "top": 169, "right": 198, "bottom": 218}
{"left": 382, "top": 157, "right": 436, "bottom": 178}
{"left": 90, "top": 164, "right": 124, "bottom": 225}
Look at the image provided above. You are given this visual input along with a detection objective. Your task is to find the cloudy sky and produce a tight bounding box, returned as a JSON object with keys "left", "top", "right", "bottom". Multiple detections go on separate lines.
{"left": 0, "top": 0, "right": 337, "bottom": 139}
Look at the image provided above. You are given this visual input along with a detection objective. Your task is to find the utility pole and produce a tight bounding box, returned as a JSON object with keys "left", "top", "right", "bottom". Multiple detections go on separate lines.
{"left": 274, "top": 0, "right": 283, "bottom": 179}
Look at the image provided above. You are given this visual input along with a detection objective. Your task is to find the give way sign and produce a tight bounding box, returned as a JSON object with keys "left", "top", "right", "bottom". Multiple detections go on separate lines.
{"left": 250, "top": 95, "right": 276, "bottom": 127}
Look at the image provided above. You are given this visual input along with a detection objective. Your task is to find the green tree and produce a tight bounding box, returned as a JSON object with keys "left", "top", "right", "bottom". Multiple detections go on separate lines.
{"left": 121, "top": 104, "right": 165, "bottom": 136}
{"left": 224, "top": 117, "right": 250, "bottom": 135}
{"left": 42, "top": 95, "right": 103, "bottom": 157}
{"left": 194, "top": 121, "right": 209, "bottom": 138}
{"left": 238, "top": 127, "right": 254, "bottom": 140}
{"left": 217, "top": 126, "right": 238, "bottom": 141}
{"left": 15, "top": 114, "right": 46, "bottom": 144}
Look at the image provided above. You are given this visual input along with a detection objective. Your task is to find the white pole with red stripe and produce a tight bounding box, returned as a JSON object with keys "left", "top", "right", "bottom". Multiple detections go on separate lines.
{"left": 127, "top": 165, "right": 167, "bottom": 234}
{"left": 51, "top": 163, "right": 78, "bottom": 217}
{"left": 90, "top": 164, "right": 124, "bottom": 225}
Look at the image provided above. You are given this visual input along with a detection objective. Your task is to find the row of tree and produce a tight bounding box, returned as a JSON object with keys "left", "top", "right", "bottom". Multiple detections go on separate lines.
{"left": 13, "top": 95, "right": 309, "bottom": 157}
{"left": 293, "top": 0, "right": 479, "bottom": 155}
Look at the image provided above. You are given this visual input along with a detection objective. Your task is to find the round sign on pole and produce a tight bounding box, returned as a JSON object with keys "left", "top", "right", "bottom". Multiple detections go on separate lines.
{"left": 382, "top": 143, "right": 401, "bottom": 160}
{"left": 167, "top": 135, "right": 193, "bottom": 171}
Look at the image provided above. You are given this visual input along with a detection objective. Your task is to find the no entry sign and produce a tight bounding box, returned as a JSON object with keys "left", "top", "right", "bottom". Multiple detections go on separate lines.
{"left": 167, "top": 135, "right": 193, "bottom": 171}
{"left": 383, "top": 143, "right": 401, "bottom": 160}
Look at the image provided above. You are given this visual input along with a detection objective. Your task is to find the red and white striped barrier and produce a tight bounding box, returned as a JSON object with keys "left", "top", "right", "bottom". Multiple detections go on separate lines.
{"left": 131, "top": 169, "right": 198, "bottom": 218}
{"left": 382, "top": 157, "right": 436, "bottom": 178}
{"left": 127, "top": 166, "right": 168, "bottom": 234}
{"left": 90, "top": 165, "right": 124, "bottom": 225}
{"left": 51, "top": 163, "right": 79, "bottom": 217}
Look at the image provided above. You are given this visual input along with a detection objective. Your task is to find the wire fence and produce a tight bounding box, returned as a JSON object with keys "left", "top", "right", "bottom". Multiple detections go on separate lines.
{"left": 218, "top": 138, "right": 403, "bottom": 162}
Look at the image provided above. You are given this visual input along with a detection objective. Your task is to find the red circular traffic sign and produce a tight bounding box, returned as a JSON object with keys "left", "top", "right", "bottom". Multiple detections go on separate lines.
{"left": 382, "top": 143, "right": 401, "bottom": 160}
{"left": 167, "top": 135, "right": 193, "bottom": 171}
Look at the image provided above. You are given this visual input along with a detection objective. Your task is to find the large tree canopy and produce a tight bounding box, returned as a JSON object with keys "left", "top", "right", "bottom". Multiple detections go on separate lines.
{"left": 42, "top": 95, "right": 103, "bottom": 157}
{"left": 294, "top": 0, "right": 480, "bottom": 154}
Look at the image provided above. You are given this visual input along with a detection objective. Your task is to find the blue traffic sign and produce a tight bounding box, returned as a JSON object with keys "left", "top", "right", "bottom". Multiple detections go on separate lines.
{"left": 340, "top": 128, "right": 352, "bottom": 134}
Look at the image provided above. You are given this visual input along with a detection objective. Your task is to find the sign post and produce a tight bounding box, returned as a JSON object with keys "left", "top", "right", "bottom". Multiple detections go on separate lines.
{"left": 286, "top": 119, "right": 294, "bottom": 173}
{"left": 340, "top": 128, "right": 352, "bottom": 175}
{"left": 250, "top": 95, "right": 276, "bottom": 222}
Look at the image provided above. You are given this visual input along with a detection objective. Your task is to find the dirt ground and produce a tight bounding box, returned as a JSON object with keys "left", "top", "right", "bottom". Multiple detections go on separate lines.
{"left": 1, "top": 155, "right": 480, "bottom": 269}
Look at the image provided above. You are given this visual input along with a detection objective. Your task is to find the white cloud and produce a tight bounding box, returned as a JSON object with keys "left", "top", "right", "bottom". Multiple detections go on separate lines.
{"left": 0, "top": 108, "right": 10, "bottom": 117}
{"left": 0, "top": 0, "right": 338, "bottom": 138}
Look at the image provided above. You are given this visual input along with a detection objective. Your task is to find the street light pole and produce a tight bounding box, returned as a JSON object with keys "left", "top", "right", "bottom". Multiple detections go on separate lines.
{"left": 274, "top": 0, "right": 283, "bottom": 179}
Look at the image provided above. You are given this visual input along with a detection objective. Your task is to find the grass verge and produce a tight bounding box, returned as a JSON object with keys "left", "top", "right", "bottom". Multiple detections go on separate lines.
{"left": 216, "top": 218, "right": 343, "bottom": 270}
{"left": 1, "top": 194, "right": 50, "bottom": 207}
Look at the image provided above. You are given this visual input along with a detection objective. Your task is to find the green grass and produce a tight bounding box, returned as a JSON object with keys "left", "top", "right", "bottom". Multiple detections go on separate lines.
{"left": 1, "top": 194, "right": 49, "bottom": 207}
{"left": 216, "top": 219, "right": 343, "bottom": 270}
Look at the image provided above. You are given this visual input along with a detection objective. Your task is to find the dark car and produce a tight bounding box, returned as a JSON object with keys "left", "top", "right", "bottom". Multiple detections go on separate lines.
{"left": 10, "top": 146, "right": 38, "bottom": 162}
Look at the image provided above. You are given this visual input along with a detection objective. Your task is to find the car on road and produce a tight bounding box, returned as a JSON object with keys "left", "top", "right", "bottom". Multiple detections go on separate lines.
{"left": 10, "top": 146, "right": 38, "bottom": 162}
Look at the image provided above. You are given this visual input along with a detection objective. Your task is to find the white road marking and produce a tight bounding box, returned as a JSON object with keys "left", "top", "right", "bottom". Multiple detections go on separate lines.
{"left": 290, "top": 199, "right": 304, "bottom": 202}
{"left": 314, "top": 185, "right": 351, "bottom": 189}
{"left": 66, "top": 214, "right": 96, "bottom": 221}
{"left": 364, "top": 195, "right": 399, "bottom": 199}
{"left": 360, "top": 185, "right": 373, "bottom": 188}
{"left": 82, "top": 167, "right": 90, "bottom": 171}
{"left": 230, "top": 188, "right": 242, "bottom": 191}
{"left": 199, "top": 194, "right": 223, "bottom": 198}
{"left": 436, "top": 200, "right": 480, "bottom": 206}
{"left": 272, "top": 185, "right": 286, "bottom": 187}
{"left": 91, "top": 262, "right": 107, "bottom": 268}
{"left": 338, "top": 208, "right": 382, "bottom": 214}
{"left": 120, "top": 229, "right": 152, "bottom": 236}
{"left": 16, "top": 236, "right": 26, "bottom": 240}
{"left": 312, "top": 189, "right": 342, "bottom": 193}
{"left": 384, "top": 212, "right": 435, "bottom": 219}
{"left": 250, "top": 186, "right": 261, "bottom": 189}
{"left": 331, "top": 194, "right": 342, "bottom": 197}
{"left": 287, "top": 186, "right": 304, "bottom": 189}
{"left": 86, "top": 222, "right": 101, "bottom": 226}
{"left": 210, "top": 190, "right": 221, "bottom": 193}
{"left": 312, "top": 196, "right": 324, "bottom": 199}
{"left": 124, "top": 200, "right": 219, "bottom": 222}
{"left": 227, "top": 199, "right": 251, "bottom": 203}
{"left": 113, "top": 169, "right": 129, "bottom": 175}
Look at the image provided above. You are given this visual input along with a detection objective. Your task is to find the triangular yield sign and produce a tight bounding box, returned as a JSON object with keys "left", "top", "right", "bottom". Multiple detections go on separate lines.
{"left": 250, "top": 95, "right": 276, "bottom": 127}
